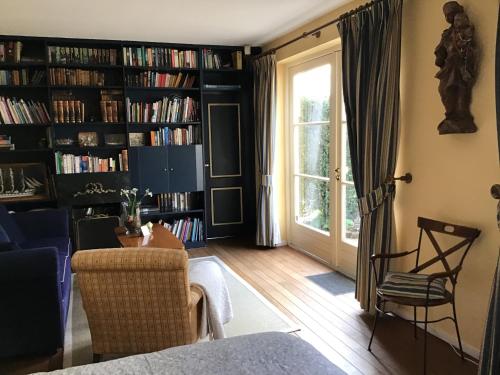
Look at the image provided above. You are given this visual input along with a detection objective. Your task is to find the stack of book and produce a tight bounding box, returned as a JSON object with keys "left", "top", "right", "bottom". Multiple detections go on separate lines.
{"left": 0, "top": 135, "right": 15, "bottom": 150}
{"left": 100, "top": 90, "right": 123, "bottom": 123}
{"left": 126, "top": 96, "right": 198, "bottom": 123}
{"left": 231, "top": 51, "right": 243, "bottom": 70}
{"left": 52, "top": 100, "right": 85, "bottom": 123}
{"left": 126, "top": 72, "right": 196, "bottom": 88}
{"left": 0, "top": 41, "right": 23, "bottom": 63}
{"left": 122, "top": 47, "right": 197, "bottom": 68}
{"left": 48, "top": 46, "right": 118, "bottom": 65}
{"left": 164, "top": 217, "right": 203, "bottom": 242}
{"left": 49, "top": 68, "right": 105, "bottom": 86}
{"left": 55, "top": 149, "right": 128, "bottom": 174}
{"left": 0, "top": 97, "right": 50, "bottom": 124}
{"left": 157, "top": 192, "right": 196, "bottom": 212}
{"left": 149, "top": 125, "right": 200, "bottom": 146}
{"left": 202, "top": 49, "right": 243, "bottom": 70}
{"left": 0, "top": 69, "right": 45, "bottom": 86}
{"left": 202, "top": 49, "right": 223, "bottom": 69}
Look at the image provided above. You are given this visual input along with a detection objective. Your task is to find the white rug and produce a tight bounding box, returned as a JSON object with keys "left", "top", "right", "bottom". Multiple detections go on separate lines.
{"left": 63, "top": 255, "right": 297, "bottom": 368}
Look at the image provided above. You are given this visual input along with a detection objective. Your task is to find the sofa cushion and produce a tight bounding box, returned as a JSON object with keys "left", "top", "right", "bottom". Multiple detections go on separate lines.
{"left": 0, "top": 206, "right": 25, "bottom": 244}
{"left": 21, "top": 237, "right": 71, "bottom": 283}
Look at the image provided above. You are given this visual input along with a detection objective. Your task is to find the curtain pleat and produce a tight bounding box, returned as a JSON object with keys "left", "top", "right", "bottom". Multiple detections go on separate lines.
{"left": 253, "top": 54, "right": 281, "bottom": 247}
{"left": 337, "top": 0, "right": 403, "bottom": 311}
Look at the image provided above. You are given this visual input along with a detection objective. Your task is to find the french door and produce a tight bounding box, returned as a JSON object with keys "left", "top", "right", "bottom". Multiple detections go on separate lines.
{"left": 287, "top": 50, "right": 359, "bottom": 278}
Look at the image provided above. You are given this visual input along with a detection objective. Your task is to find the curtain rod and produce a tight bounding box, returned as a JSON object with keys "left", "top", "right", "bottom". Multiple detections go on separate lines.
{"left": 254, "top": 0, "right": 383, "bottom": 59}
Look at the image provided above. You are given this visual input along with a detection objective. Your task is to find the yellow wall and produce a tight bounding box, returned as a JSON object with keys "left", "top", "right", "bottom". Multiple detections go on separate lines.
{"left": 265, "top": 0, "right": 500, "bottom": 355}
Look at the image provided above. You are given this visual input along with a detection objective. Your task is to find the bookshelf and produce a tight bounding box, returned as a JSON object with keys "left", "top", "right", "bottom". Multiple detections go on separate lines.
{"left": 0, "top": 35, "right": 256, "bottom": 248}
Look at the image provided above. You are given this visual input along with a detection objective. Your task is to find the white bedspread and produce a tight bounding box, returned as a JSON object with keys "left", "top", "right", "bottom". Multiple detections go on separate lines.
{"left": 189, "top": 260, "right": 233, "bottom": 339}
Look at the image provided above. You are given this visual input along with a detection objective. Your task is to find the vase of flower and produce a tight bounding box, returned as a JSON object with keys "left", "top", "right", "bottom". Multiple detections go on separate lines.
{"left": 120, "top": 188, "right": 152, "bottom": 235}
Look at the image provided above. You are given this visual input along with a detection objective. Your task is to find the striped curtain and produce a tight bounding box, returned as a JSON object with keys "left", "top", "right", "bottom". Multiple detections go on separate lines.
{"left": 253, "top": 54, "right": 281, "bottom": 247}
{"left": 337, "top": 0, "right": 403, "bottom": 311}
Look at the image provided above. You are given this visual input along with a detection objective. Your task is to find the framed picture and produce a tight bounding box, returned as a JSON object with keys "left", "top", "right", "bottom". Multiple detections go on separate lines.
{"left": 0, "top": 163, "right": 50, "bottom": 202}
{"left": 129, "top": 133, "right": 146, "bottom": 147}
{"left": 78, "top": 132, "right": 98, "bottom": 147}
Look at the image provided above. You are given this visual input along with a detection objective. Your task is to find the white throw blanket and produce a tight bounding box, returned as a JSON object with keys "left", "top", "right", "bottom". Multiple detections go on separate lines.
{"left": 189, "top": 260, "right": 233, "bottom": 339}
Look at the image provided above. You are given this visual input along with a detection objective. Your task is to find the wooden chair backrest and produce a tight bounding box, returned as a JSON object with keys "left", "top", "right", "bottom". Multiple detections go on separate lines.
{"left": 410, "top": 217, "right": 481, "bottom": 285}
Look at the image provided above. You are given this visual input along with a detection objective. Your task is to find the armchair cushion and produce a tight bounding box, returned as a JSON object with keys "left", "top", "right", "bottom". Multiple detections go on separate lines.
{"left": 378, "top": 272, "right": 447, "bottom": 300}
{"left": 0, "top": 241, "right": 21, "bottom": 252}
{"left": 0, "top": 205, "right": 25, "bottom": 244}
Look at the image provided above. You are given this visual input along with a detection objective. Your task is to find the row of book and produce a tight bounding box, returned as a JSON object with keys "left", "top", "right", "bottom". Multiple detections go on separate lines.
{"left": 55, "top": 149, "right": 128, "bottom": 174}
{"left": 0, "top": 42, "right": 23, "bottom": 63}
{"left": 148, "top": 125, "right": 201, "bottom": 146}
{"left": 48, "top": 46, "right": 118, "bottom": 65}
{"left": 126, "top": 96, "right": 198, "bottom": 123}
{"left": 122, "top": 47, "right": 198, "bottom": 68}
{"left": 49, "top": 68, "right": 107, "bottom": 86}
{"left": 52, "top": 100, "right": 85, "bottom": 124}
{"left": 157, "top": 192, "right": 198, "bottom": 212}
{"left": 0, "top": 135, "right": 15, "bottom": 150}
{"left": 163, "top": 217, "right": 204, "bottom": 243}
{"left": 0, "top": 97, "right": 50, "bottom": 125}
{"left": 202, "top": 49, "right": 243, "bottom": 70}
{"left": 126, "top": 72, "right": 196, "bottom": 89}
{"left": 0, "top": 69, "right": 45, "bottom": 86}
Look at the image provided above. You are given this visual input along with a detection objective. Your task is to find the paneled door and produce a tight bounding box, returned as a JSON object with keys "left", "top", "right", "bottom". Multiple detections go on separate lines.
{"left": 287, "top": 50, "right": 358, "bottom": 277}
{"left": 203, "top": 92, "right": 255, "bottom": 238}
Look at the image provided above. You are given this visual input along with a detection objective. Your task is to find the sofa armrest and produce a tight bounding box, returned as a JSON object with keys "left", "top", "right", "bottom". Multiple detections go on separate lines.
{"left": 13, "top": 208, "right": 69, "bottom": 240}
{"left": 189, "top": 284, "right": 204, "bottom": 342}
{"left": 0, "top": 247, "right": 65, "bottom": 358}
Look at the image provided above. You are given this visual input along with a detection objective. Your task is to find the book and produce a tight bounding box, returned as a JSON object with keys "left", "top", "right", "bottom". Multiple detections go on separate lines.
{"left": 122, "top": 47, "right": 198, "bottom": 68}
{"left": 126, "top": 96, "right": 199, "bottom": 123}
{"left": 0, "top": 97, "right": 50, "bottom": 125}
{"left": 100, "top": 89, "right": 123, "bottom": 123}
{"left": 163, "top": 216, "right": 203, "bottom": 242}
{"left": 54, "top": 150, "right": 127, "bottom": 174}
{"left": 48, "top": 46, "right": 118, "bottom": 65}
{"left": 126, "top": 71, "right": 196, "bottom": 89}
{"left": 49, "top": 68, "right": 105, "bottom": 86}
{"left": 52, "top": 92, "right": 85, "bottom": 123}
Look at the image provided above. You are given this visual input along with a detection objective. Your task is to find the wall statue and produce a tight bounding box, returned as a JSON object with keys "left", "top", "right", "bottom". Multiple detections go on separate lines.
{"left": 434, "top": 1, "right": 478, "bottom": 134}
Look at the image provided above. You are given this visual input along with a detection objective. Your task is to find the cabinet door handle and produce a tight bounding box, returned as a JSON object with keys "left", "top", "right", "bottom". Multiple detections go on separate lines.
{"left": 204, "top": 163, "right": 210, "bottom": 167}
{"left": 163, "top": 168, "right": 168, "bottom": 172}
{"left": 170, "top": 168, "right": 174, "bottom": 172}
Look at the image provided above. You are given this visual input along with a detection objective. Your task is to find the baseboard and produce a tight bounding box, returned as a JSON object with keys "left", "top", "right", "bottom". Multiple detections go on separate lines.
{"left": 394, "top": 308, "right": 480, "bottom": 360}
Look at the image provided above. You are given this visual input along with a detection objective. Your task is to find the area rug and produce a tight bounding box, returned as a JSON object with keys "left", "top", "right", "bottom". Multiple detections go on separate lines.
{"left": 306, "top": 271, "right": 355, "bottom": 296}
{"left": 63, "top": 255, "right": 297, "bottom": 368}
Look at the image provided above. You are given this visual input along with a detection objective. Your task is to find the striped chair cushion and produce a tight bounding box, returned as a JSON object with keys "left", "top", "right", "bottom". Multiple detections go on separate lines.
{"left": 378, "top": 272, "right": 447, "bottom": 300}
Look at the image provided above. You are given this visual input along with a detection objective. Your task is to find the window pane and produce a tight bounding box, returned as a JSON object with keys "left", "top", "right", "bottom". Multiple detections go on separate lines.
{"left": 295, "top": 124, "right": 330, "bottom": 177}
{"left": 295, "top": 176, "right": 330, "bottom": 233}
{"left": 341, "top": 123, "right": 354, "bottom": 182}
{"left": 342, "top": 184, "right": 360, "bottom": 244}
{"left": 293, "top": 64, "right": 331, "bottom": 123}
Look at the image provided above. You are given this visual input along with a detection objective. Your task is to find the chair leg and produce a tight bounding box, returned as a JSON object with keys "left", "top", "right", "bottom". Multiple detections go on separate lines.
{"left": 368, "top": 308, "right": 380, "bottom": 352}
{"left": 423, "top": 307, "right": 428, "bottom": 375}
{"left": 413, "top": 306, "right": 418, "bottom": 339}
{"left": 452, "top": 300, "right": 465, "bottom": 360}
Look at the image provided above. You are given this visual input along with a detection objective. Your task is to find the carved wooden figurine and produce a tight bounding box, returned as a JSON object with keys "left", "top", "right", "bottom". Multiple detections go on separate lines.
{"left": 434, "top": 1, "right": 477, "bottom": 134}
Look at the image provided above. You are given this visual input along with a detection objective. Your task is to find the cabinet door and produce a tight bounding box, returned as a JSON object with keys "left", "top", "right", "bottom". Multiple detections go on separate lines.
{"left": 129, "top": 147, "right": 169, "bottom": 193}
{"left": 168, "top": 145, "right": 203, "bottom": 192}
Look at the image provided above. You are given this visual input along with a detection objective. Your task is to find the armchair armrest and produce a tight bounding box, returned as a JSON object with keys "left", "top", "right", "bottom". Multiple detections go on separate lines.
{"left": 0, "top": 247, "right": 65, "bottom": 357}
{"left": 189, "top": 284, "right": 203, "bottom": 309}
{"left": 189, "top": 284, "right": 204, "bottom": 342}
{"left": 371, "top": 249, "right": 419, "bottom": 260}
{"left": 13, "top": 208, "right": 69, "bottom": 240}
{"left": 425, "top": 265, "right": 462, "bottom": 281}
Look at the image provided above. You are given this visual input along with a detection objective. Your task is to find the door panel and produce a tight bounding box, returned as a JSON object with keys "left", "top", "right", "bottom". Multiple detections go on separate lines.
{"left": 129, "top": 147, "right": 168, "bottom": 194}
{"left": 203, "top": 92, "right": 254, "bottom": 238}
{"left": 168, "top": 145, "right": 203, "bottom": 192}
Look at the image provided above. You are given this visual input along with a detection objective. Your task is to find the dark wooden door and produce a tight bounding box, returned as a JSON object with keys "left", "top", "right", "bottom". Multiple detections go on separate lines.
{"left": 203, "top": 92, "right": 255, "bottom": 238}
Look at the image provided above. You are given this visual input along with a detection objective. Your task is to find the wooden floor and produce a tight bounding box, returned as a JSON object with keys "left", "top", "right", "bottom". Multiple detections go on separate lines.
{"left": 190, "top": 238, "right": 478, "bottom": 375}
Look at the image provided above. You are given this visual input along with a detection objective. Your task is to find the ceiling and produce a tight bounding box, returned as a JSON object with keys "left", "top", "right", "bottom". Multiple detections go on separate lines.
{"left": 0, "top": 0, "right": 350, "bottom": 46}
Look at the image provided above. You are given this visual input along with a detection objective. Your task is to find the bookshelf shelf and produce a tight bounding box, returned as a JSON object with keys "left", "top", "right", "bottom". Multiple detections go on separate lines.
{"left": 55, "top": 171, "right": 129, "bottom": 177}
{"left": 125, "top": 87, "right": 199, "bottom": 92}
{"left": 203, "top": 68, "right": 242, "bottom": 73}
{"left": 48, "top": 63, "right": 123, "bottom": 70}
{"left": 49, "top": 85, "right": 123, "bottom": 90}
{"left": 0, "top": 85, "right": 48, "bottom": 89}
{"left": 0, "top": 124, "right": 50, "bottom": 128}
{"left": 52, "top": 122, "right": 125, "bottom": 127}
{"left": 141, "top": 209, "right": 204, "bottom": 218}
{"left": 124, "top": 66, "right": 198, "bottom": 73}
{"left": 53, "top": 145, "right": 125, "bottom": 151}
{"left": 0, "top": 148, "right": 51, "bottom": 153}
{"left": 0, "top": 62, "right": 45, "bottom": 68}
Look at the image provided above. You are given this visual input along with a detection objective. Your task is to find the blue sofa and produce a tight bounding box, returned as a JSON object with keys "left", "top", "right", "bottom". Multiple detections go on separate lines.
{"left": 0, "top": 205, "right": 72, "bottom": 364}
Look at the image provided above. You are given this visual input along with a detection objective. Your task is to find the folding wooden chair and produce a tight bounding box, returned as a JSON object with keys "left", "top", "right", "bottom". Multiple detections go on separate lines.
{"left": 367, "top": 217, "right": 480, "bottom": 374}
